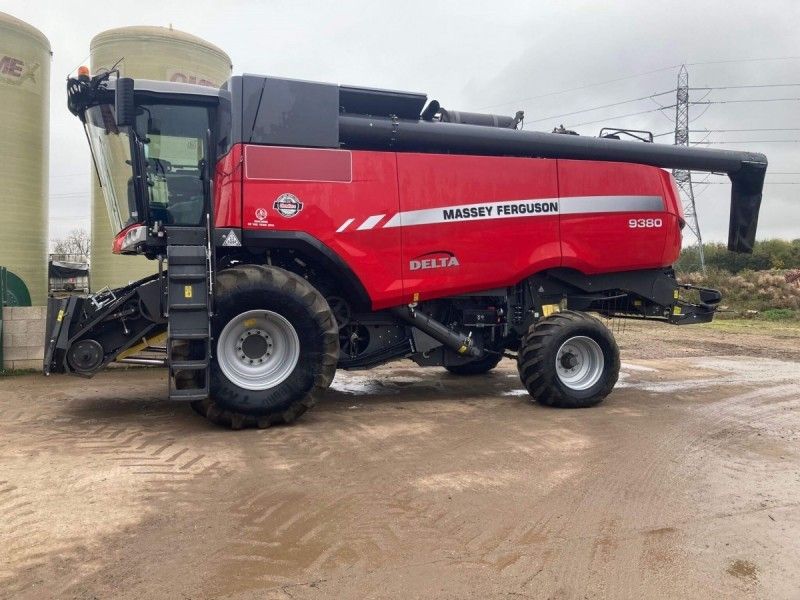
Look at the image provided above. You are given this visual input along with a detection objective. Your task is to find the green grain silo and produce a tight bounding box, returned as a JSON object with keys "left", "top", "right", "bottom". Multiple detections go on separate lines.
{"left": 0, "top": 11, "right": 51, "bottom": 305}
{"left": 89, "top": 26, "right": 232, "bottom": 290}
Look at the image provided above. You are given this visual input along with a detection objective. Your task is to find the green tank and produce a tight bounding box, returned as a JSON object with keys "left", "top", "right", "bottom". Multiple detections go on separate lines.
{"left": 0, "top": 11, "right": 51, "bottom": 305}
{"left": 89, "top": 26, "right": 231, "bottom": 291}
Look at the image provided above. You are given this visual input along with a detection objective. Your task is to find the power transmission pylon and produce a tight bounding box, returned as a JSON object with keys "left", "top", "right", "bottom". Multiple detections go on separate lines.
{"left": 673, "top": 65, "right": 706, "bottom": 273}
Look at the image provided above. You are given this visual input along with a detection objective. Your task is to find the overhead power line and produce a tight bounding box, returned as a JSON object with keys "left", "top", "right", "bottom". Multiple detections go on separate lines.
{"left": 526, "top": 90, "right": 674, "bottom": 124}
{"left": 691, "top": 97, "right": 800, "bottom": 105}
{"left": 566, "top": 105, "right": 675, "bottom": 128}
{"left": 691, "top": 83, "right": 800, "bottom": 91}
{"left": 694, "top": 140, "right": 800, "bottom": 144}
{"left": 476, "top": 65, "right": 682, "bottom": 110}
{"left": 686, "top": 56, "right": 800, "bottom": 67}
{"left": 690, "top": 128, "right": 800, "bottom": 133}
{"left": 477, "top": 56, "right": 800, "bottom": 111}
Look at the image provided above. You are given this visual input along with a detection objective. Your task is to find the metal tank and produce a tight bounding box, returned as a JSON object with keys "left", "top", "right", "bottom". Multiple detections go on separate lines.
{"left": 89, "top": 26, "right": 231, "bottom": 290}
{"left": 0, "top": 11, "right": 50, "bottom": 306}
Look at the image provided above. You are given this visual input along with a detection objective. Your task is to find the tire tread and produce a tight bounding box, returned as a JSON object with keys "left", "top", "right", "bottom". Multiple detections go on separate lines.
{"left": 516, "top": 310, "right": 619, "bottom": 408}
{"left": 191, "top": 265, "right": 338, "bottom": 429}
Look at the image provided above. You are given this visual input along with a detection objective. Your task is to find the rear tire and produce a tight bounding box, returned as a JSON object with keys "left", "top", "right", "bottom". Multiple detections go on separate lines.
{"left": 191, "top": 265, "right": 339, "bottom": 429}
{"left": 445, "top": 352, "right": 503, "bottom": 376}
{"left": 517, "top": 310, "right": 619, "bottom": 408}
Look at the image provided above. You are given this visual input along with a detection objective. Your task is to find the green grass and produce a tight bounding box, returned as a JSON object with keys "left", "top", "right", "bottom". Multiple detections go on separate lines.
{"left": 761, "top": 308, "right": 798, "bottom": 321}
{"left": 703, "top": 318, "right": 800, "bottom": 333}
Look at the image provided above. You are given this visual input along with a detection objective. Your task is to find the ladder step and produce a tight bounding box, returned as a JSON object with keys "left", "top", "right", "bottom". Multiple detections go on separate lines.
{"left": 170, "top": 332, "right": 210, "bottom": 340}
{"left": 171, "top": 360, "right": 209, "bottom": 370}
{"left": 169, "top": 303, "right": 209, "bottom": 311}
{"left": 169, "top": 273, "right": 207, "bottom": 282}
{"left": 168, "top": 389, "right": 209, "bottom": 402}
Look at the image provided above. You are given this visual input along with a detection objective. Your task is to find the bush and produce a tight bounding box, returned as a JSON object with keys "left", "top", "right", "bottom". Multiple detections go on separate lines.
{"left": 761, "top": 308, "right": 798, "bottom": 321}
{"left": 680, "top": 268, "right": 800, "bottom": 318}
{"left": 675, "top": 239, "right": 800, "bottom": 274}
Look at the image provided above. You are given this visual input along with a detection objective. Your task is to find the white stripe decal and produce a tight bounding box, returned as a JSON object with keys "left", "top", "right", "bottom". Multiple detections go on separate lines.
{"left": 336, "top": 218, "right": 355, "bottom": 233}
{"left": 559, "top": 195, "right": 664, "bottom": 214}
{"left": 381, "top": 195, "right": 663, "bottom": 229}
{"left": 356, "top": 214, "right": 386, "bottom": 230}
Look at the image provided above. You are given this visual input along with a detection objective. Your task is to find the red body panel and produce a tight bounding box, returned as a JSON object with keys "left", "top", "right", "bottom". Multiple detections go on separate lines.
{"left": 558, "top": 160, "right": 669, "bottom": 274}
{"left": 214, "top": 144, "right": 243, "bottom": 229}
{"left": 396, "top": 154, "right": 561, "bottom": 300}
{"left": 215, "top": 143, "right": 683, "bottom": 309}
{"left": 236, "top": 146, "right": 404, "bottom": 308}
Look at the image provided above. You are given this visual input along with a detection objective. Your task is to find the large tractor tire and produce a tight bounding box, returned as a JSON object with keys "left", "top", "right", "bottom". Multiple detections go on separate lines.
{"left": 517, "top": 310, "right": 619, "bottom": 408}
{"left": 192, "top": 265, "right": 339, "bottom": 429}
{"left": 445, "top": 353, "right": 503, "bottom": 376}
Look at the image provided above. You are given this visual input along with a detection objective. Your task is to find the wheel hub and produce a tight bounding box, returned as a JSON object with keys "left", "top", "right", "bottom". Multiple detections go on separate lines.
{"left": 238, "top": 330, "right": 273, "bottom": 363}
{"left": 217, "top": 310, "right": 300, "bottom": 391}
{"left": 560, "top": 352, "right": 579, "bottom": 370}
{"left": 555, "top": 336, "right": 604, "bottom": 391}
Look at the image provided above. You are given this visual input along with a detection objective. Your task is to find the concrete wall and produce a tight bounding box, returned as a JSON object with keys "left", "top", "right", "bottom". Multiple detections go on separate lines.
{"left": 2, "top": 306, "right": 45, "bottom": 370}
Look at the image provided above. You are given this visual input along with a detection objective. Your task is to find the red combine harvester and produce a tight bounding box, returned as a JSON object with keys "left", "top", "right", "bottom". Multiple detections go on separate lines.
{"left": 45, "top": 69, "right": 768, "bottom": 428}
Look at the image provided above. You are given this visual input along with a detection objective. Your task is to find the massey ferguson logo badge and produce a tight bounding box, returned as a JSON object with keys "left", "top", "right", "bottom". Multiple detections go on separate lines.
{"left": 409, "top": 251, "right": 460, "bottom": 271}
{"left": 273, "top": 193, "right": 303, "bottom": 218}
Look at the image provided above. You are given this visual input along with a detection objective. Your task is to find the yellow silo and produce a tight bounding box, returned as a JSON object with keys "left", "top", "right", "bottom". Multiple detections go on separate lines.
{"left": 89, "top": 26, "right": 231, "bottom": 290}
{"left": 0, "top": 11, "right": 51, "bottom": 305}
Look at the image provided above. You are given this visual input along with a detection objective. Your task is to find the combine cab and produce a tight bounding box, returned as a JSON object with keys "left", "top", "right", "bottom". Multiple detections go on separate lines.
{"left": 44, "top": 68, "right": 768, "bottom": 428}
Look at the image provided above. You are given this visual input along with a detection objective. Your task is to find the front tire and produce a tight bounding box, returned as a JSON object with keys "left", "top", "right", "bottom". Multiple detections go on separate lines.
{"left": 517, "top": 311, "right": 619, "bottom": 408}
{"left": 192, "top": 265, "right": 338, "bottom": 429}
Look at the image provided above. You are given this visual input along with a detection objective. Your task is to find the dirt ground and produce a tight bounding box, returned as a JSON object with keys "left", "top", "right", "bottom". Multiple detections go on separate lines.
{"left": 2, "top": 320, "right": 800, "bottom": 599}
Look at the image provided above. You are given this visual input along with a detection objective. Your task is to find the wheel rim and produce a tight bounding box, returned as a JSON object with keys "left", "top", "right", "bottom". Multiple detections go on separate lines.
{"left": 554, "top": 335, "right": 604, "bottom": 391}
{"left": 217, "top": 309, "right": 300, "bottom": 391}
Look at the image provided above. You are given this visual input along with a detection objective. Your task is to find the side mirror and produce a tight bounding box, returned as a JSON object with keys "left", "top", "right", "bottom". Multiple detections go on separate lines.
{"left": 115, "top": 77, "right": 136, "bottom": 127}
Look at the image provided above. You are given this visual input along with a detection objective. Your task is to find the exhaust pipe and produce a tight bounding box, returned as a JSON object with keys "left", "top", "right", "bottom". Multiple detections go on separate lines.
{"left": 392, "top": 305, "right": 482, "bottom": 357}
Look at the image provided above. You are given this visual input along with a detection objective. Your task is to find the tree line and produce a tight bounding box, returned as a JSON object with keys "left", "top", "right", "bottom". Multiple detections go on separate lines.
{"left": 676, "top": 239, "right": 800, "bottom": 273}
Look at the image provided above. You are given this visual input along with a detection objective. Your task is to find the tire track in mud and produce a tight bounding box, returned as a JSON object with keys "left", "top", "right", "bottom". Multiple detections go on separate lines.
{"left": 212, "top": 488, "right": 407, "bottom": 593}
{"left": 0, "top": 394, "right": 233, "bottom": 596}
{"left": 0, "top": 480, "right": 87, "bottom": 598}
{"left": 456, "top": 378, "right": 800, "bottom": 597}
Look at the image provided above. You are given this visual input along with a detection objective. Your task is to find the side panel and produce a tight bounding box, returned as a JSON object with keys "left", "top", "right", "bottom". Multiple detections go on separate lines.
{"left": 658, "top": 169, "right": 684, "bottom": 266}
{"left": 240, "top": 145, "right": 403, "bottom": 309}
{"left": 558, "top": 160, "right": 673, "bottom": 274}
{"left": 395, "top": 154, "right": 561, "bottom": 302}
{"left": 214, "top": 144, "right": 243, "bottom": 228}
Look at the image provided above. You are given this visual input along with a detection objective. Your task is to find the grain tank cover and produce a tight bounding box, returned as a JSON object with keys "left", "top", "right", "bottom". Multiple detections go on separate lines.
{"left": 228, "top": 75, "right": 428, "bottom": 149}
{"left": 339, "top": 84, "right": 427, "bottom": 119}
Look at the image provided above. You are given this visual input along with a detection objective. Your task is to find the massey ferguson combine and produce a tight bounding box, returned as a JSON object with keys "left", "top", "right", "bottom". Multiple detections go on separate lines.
{"left": 45, "top": 68, "right": 768, "bottom": 428}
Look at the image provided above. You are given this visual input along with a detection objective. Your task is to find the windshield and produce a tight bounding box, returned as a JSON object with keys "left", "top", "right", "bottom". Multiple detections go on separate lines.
{"left": 85, "top": 101, "right": 211, "bottom": 234}
{"left": 85, "top": 104, "right": 137, "bottom": 233}
{"left": 137, "top": 103, "right": 210, "bottom": 227}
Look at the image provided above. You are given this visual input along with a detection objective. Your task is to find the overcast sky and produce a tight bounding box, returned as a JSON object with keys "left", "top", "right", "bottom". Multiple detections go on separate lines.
{"left": 4, "top": 0, "right": 799, "bottom": 245}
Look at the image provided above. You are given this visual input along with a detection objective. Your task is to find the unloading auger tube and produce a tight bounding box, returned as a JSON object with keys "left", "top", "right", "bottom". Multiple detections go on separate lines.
{"left": 338, "top": 114, "right": 768, "bottom": 253}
